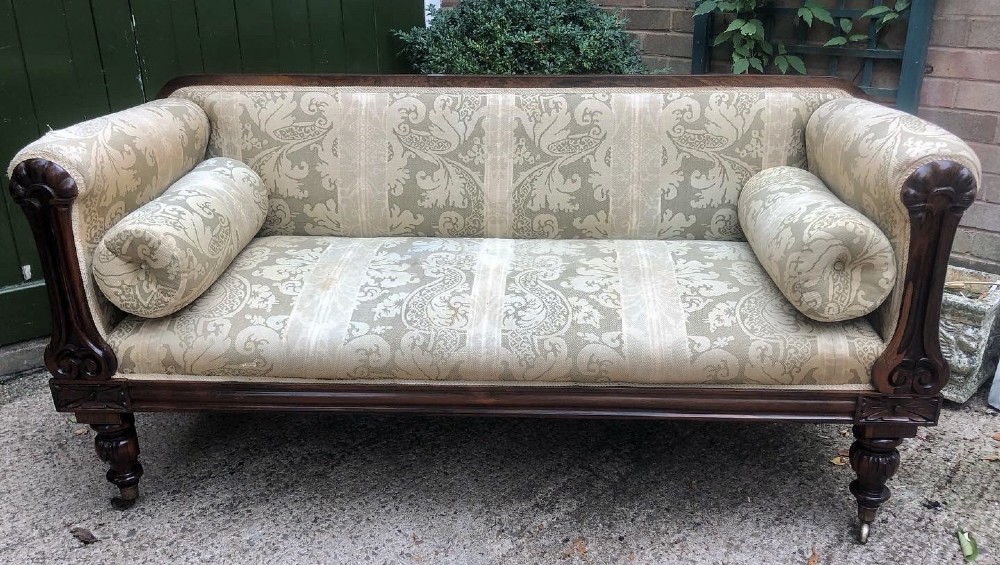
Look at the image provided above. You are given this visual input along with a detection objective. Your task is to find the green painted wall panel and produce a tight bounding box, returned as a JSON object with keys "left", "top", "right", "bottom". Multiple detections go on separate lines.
{"left": 342, "top": 0, "right": 379, "bottom": 72}
{"left": 14, "top": 0, "right": 110, "bottom": 127}
{"left": 194, "top": 0, "right": 244, "bottom": 73}
{"left": 131, "top": 0, "right": 204, "bottom": 96}
{"left": 90, "top": 0, "right": 146, "bottom": 110}
{"left": 375, "top": 0, "right": 422, "bottom": 73}
{"left": 273, "top": 0, "right": 314, "bottom": 72}
{"left": 0, "top": 282, "right": 51, "bottom": 345}
{"left": 235, "top": 0, "right": 280, "bottom": 72}
{"left": 308, "top": 0, "right": 348, "bottom": 72}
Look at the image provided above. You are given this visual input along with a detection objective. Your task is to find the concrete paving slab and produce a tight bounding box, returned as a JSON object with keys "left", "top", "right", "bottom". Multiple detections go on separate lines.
{"left": 1, "top": 370, "right": 997, "bottom": 564}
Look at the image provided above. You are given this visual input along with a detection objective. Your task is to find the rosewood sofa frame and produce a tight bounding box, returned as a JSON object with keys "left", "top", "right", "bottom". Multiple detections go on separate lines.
{"left": 8, "top": 74, "right": 977, "bottom": 542}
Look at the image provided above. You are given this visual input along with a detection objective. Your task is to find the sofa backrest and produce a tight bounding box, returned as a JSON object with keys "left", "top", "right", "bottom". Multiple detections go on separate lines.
{"left": 169, "top": 82, "right": 854, "bottom": 240}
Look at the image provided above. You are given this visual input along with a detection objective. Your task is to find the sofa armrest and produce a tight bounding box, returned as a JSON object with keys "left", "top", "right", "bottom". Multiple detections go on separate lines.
{"left": 6, "top": 100, "right": 209, "bottom": 380}
{"left": 806, "top": 98, "right": 981, "bottom": 396}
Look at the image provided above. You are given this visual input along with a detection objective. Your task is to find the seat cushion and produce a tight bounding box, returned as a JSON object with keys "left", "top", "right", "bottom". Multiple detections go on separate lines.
{"left": 109, "top": 236, "right": 882, "bottom": 387}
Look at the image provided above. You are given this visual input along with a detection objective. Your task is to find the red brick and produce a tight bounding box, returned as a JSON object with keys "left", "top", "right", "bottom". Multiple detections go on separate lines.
{"left": 969, "top": 141, "right": 1000, "bottom": 175}
{"left": 927, "top": 48, "right": 1000, "bottom": 81}
{"left": 938, "top": 0, "right": 1000, "bottom": 17}
{"left": 640, "top": 31, "right": 693, "bottom": 57}
{"left": 980, "top": 173, "right": 1000, "bottom": 203}
{"left": 670, "top": 10, "right": 695, "bottom": 33}
{"left": 918, "top": 108, "right": 1000, "bottom": 144}
{"left": 930, "top": 17, "right": 970, "bottom": 47}
{"left": 919, "top": 78, "right": 958, "bottom": 107}
{"left": 622, "top": 8, "right": 671, "bottom": 30}
{"left": 954, "top": 81, "right": 1000, "bottom": 113}
{"left": 597, "top": 0, "right": 646, "bottom": 7}
{"left": 968, "top": 17, "right": 1000, "bottom": 49}
{"left": 646, "top": 0, "right": 693, "bottom": 7}
{"left": 962, "top": 200, "right": 1000, "bottom": 231}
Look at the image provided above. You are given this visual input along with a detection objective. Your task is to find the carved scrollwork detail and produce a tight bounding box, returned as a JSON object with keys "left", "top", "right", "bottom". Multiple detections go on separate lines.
{"left": 856, "top": 395, "right": 940, "bottom": 425}
{"left": 873, "top": 160, "right": 978, "bottom": 395}
{"left": 50, "top": 381, "right": 130, "bottom": 412}
{"left": 9, "top": 158, "right": 117, "bottom": 381}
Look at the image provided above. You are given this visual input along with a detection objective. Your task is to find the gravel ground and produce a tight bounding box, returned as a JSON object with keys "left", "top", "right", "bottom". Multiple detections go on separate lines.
{"left": 1, "top": 369, "right": 997, "bottom": 564}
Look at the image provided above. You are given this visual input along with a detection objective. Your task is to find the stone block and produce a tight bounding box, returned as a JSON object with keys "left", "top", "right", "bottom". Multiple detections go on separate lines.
{"left": 962, "top": 201, "right": 1000, "bottom": 231}
{"left": 940, "top": 266, "right": 1000, "bottom": 403}
{"left": 928, "top": 48, "right": 1000, "bottom": 81}
{"left": 968, "top": 17, "right": 1000, "bottom": 48}
{"left": 972, "top": 231, "right": 1000, "bottom": 262}
{"left": 641, "top": 31, "right": 692, "bottom": 56}
{"left": 954, "top": 228, "right": 975, "bottom": 254}
{"left": 918, "top": 108, "right": 999, "bottom": 144}
{"left": 670, "top": 9, "right": 695, "bottom": 33}
{"left": 931, "top": 17, "right": 970, "bottom": 48}
{"left": 968, "top": 142, "right": 1000, "bottom": 175}
{"left": 622, "top": 8, "right": 671, "bottom": 30}
{"left": 919, "top": 77, "right": 958, "bottom": 107}
{"left": 954, "top": 81, "right": 1000, "bottom": 113}
{"left": 980, "top": 173, "right": 1000, "bottom": 203}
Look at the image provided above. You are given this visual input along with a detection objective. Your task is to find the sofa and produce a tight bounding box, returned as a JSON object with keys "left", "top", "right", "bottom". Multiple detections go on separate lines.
{"left": 7, "top": 75, "right": 980, "bottom": 543}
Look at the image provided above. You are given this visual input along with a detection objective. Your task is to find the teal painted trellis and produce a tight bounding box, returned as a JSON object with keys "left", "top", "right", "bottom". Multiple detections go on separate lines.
{"left": 691, "top": 0, "right": 936, "bottom": 113}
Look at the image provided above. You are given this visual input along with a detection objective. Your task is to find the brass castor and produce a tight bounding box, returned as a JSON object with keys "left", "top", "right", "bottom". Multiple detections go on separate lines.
{"left": 858, "top": 522, "right": 871, "bottom": 544}
{"left": 112, "top": 485, "right": 140, "bottom": 510}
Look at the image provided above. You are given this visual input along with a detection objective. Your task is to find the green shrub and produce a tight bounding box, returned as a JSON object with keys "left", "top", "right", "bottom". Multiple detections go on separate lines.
{"left": 396, "top": 0, "right": 648, "bottom": 74}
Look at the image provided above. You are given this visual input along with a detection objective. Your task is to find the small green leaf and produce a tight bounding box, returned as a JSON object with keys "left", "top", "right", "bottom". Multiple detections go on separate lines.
{"left": 849, "top": 33, "right": 868, "bottom": 42}
{"left": 896, "top": 0, "right": 911, "bottom": 11}
{"left": 778, "top": 42, "right": 787, "bottom": 54}
{"left": 713, "top": 31, "right": 733, "bottom": 47}
{"left": 881, "top": 12, "right": 900, "bottom": 25}
{"left": 811, "top": 7, "right": 835, "bottom": 26}
{"left": 775, "top": 55, "right": 789, "bottom": 74}
{"left": 749, "top": 57, "right": 764, "bottom": 72}
{"left": 694, "top": 0, "right": 718, "bottom": 16}
{"left": 957, "top": 528, "right": 979, "bottom": 562}
{"left": 797, "top": 7, "right": 813, "bottom": 26}
{"left": 824, "top": 36, "right": 848, "bottom": 47}
{"left": 732, "top": 58, "right": 750, "bottom": 74}
{"left": 760, "top": 41, "right": 774, "bottom": 56}
{"left": 840, "top": 18, "right": 852, "bottom": 33}
{"left": 740, "top": 21, "right": 758, "bottom": 36}
{"left": 725, "top": 18, "right": 746, "bottom": 33}
{"left": 786, "top": 55, "right": 806, "bottom": 74}
{"left": 861, "top": 5, "right": 892, "bottom": 18}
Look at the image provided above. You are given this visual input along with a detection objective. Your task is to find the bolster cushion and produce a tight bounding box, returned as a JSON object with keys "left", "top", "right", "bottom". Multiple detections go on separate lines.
{"left": 93, "top": 158, "right": 268, "bottom": 318}
{"left": 739, "top": 166, "right": 896, "bottom": 322}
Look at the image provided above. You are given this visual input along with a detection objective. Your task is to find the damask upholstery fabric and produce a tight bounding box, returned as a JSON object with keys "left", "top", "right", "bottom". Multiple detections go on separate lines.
{"left": 740, "top": 166, "right": 896, "bottom": 322}
{"left": 7, "top": 99, "right": 210, "bottom": 336}
{"left": 806, "top": 98, "right": 982, "bottom": 339}
{"left": 169, "top": 85, "right": 851, "bottom": 241}
{"left": 109, "top": 236, "right": 882, "bottom": 387}
{"left": 93, "top": 158, "right": 268, "bottom": 318}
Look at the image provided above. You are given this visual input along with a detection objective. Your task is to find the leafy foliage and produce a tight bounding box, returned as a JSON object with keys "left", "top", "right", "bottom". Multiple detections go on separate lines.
{"left": 694, "top": 0, "right": 910, "bottom": 74}
{"left": 396, "top": 0, "right": 647, "bottom": 75}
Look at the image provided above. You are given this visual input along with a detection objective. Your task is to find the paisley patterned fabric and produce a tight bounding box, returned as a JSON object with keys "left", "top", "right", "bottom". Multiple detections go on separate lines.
{"left": 93, "top": 158, "right": 268, "bottom": 318}
{"left": 7, "top": 99, "right": 210, "bottom": 335}
{"left": 740, "top": 166, "right": 896, "bottom": 322}
{"left": 807, "top": 98, "right": 982, "bottom": 339}
{"left": 109, "top": 236, "right": 882, "bottom": 387}
{"left": 169, "top": 85, "right": 851, "bottom": 241}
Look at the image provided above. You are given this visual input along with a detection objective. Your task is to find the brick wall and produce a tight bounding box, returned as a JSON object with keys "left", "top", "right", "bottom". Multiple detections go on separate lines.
{"left": 922, "top": 1, "right": 1000, "bottom": 273}
{"left": 598, "top": 1, "right": 695, "bottom": 73}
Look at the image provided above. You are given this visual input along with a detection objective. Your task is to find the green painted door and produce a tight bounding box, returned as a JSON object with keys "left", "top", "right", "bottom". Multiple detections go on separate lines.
{"left": 0, "top": 0, "right": 425, "bottom": 346}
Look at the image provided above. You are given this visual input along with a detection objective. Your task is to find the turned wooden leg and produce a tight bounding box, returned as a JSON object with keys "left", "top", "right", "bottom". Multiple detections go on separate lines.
{"left": 78, "top": 412, "right": 143, "bottom": 509}
{"left": 849, "top": 424, "right": 916, "bottom": 543}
